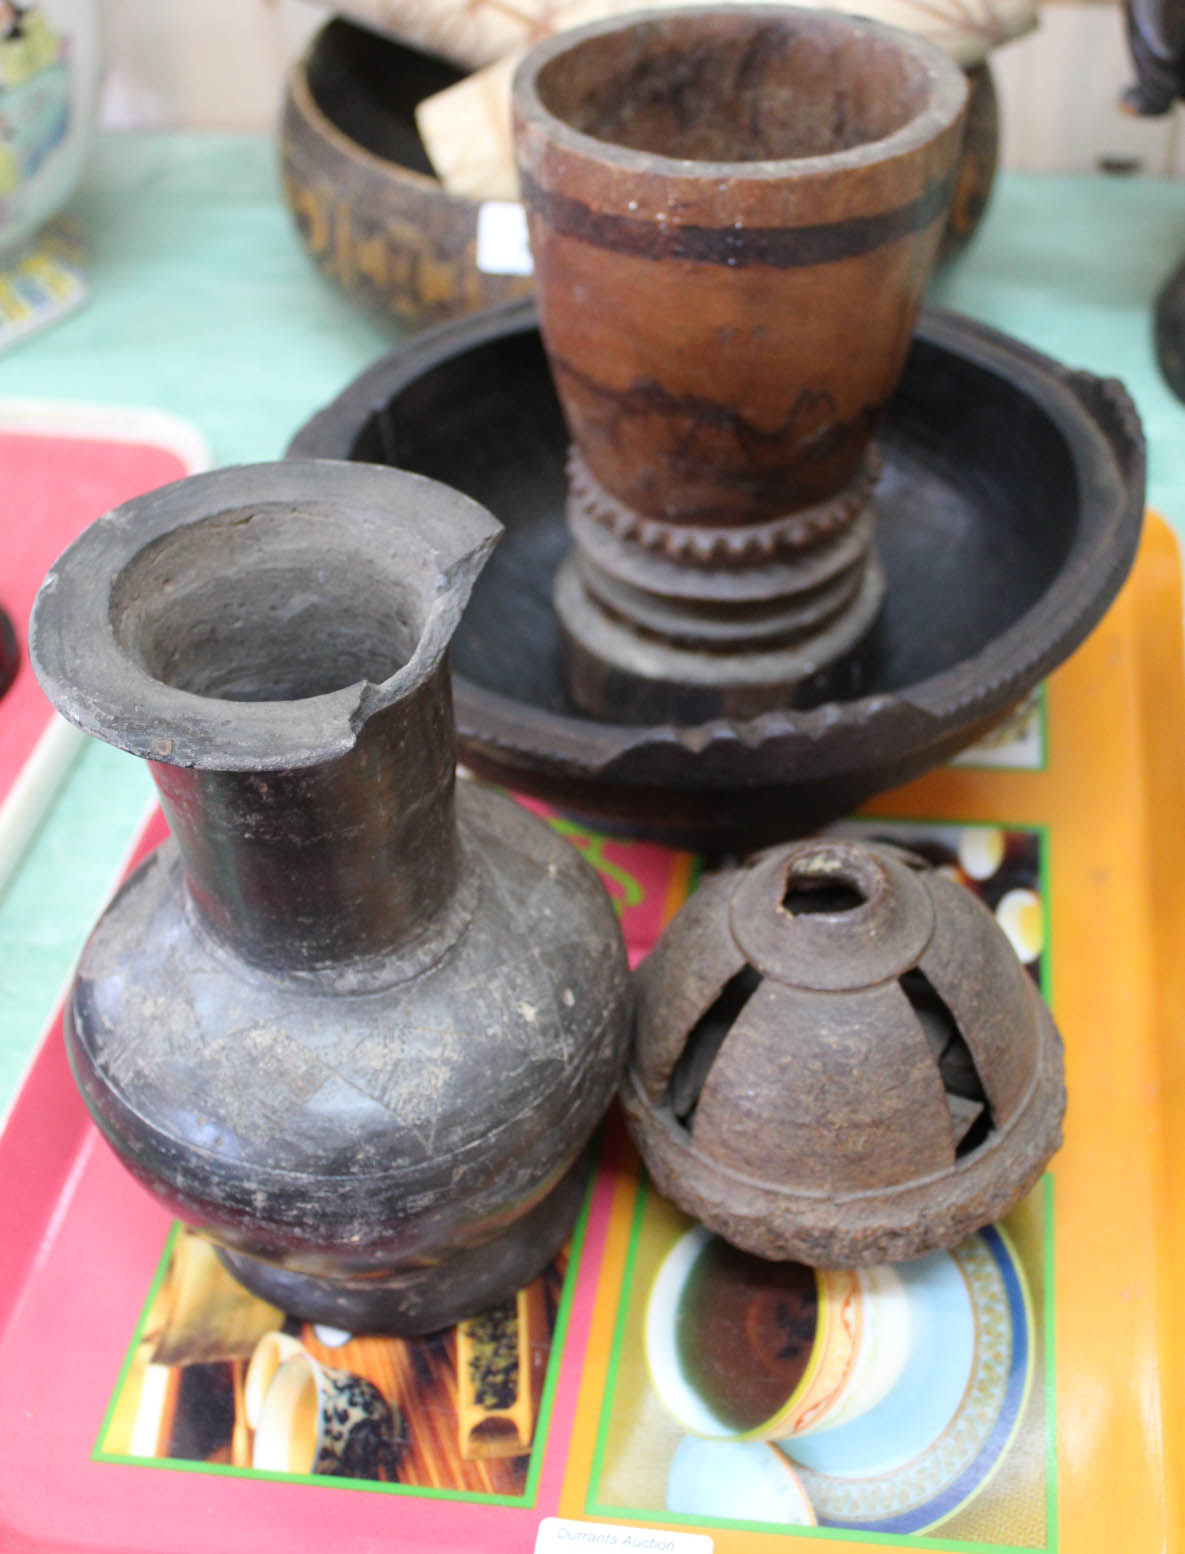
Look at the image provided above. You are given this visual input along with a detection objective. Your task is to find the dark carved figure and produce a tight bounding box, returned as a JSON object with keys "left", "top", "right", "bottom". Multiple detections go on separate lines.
{"left": 1123, "top": 0, "right": 1185, "bottom": 114}
{"left": 1122, "top": 0, "right": 1185, "bottom": 401}
{"left": 0, "top": 605, "right": 17, "bottom": 702}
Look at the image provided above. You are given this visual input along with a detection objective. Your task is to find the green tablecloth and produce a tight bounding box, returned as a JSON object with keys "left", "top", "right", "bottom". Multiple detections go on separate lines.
{"left": 1, "top": 132, "right": 1182, "bottom": 1111}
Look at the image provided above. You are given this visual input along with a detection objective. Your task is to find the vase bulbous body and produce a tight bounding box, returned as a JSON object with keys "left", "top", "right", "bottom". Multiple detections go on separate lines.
{"left": 30, "top": 460, "right": 633, "bottom": 1334}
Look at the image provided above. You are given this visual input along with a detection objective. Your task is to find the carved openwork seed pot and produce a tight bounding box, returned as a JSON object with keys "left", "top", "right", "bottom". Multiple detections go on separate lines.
{"left": 30, "top": 460, "right": 633, "bottom": 1334}
{"left": 622, "top": 838, "right": 1065, "bottom": 1265}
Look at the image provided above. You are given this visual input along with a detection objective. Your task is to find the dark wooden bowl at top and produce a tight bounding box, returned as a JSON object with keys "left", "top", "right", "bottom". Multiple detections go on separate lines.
{"left": 290, "top": 299, "right": 1144, "bottom": 852}
{"left": 280, "top": 18, "right": 998, "bottom": 331}
{"left": 280, "top": 18, "right": 535, "bottom": 330}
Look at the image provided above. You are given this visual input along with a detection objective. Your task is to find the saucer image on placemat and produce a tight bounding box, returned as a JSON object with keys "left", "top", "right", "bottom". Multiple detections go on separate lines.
{"left": 777, "top": 1226, "right": 1033, "bottom": 1535}
{"left": 667, "top": 1437, "right": 816, "bottom": 1526}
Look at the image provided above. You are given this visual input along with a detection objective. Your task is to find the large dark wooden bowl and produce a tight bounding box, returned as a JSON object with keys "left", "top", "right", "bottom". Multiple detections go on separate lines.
{"left": 281, "top": 20, "right": 998, "bottom": 331}
{"left": 290, "top": 300, "right": 1144, "bottom": 850}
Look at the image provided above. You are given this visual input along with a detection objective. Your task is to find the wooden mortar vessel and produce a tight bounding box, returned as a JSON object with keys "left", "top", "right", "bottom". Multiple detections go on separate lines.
{"left": 513, "top": 5, "right": 969, "bottom": 721}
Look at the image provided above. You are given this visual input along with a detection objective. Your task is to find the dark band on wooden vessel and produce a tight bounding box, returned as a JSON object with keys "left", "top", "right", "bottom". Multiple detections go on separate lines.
{"left": 519, "top": 168, "right": 959, "bottom": 268}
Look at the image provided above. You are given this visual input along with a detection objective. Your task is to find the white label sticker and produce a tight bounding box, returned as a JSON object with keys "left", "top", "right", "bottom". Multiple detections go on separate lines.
{"left": 534, "top": 1518, "right": 712, "bottom": 1554}
{"left": 476, "top": 200, "right": 534, "bottom": 276}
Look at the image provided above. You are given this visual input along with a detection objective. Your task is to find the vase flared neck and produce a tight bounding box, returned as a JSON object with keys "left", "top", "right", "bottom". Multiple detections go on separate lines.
{"left": 29, "top": 460, "right": 503, "bottom": 974}
{"left": 152, "top": 665, "right": 463, "bottom": 973}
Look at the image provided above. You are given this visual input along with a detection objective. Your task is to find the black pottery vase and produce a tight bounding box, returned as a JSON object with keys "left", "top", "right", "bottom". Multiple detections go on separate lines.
{"left": 30, "top": 460, "right": 632, "bottom": 1334}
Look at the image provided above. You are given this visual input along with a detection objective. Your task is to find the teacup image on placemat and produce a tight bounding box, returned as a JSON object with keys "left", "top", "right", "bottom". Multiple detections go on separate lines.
{"left": 253, "top": 1347, "right": 403, "bottom": 1479}
{"left": 244, "top": 1330, "right": 306, "bottom": 1430}
{"left": 646, "top": 1225, "right": 910, "bottom": 1442}
{"left": 640, "top": 1218, "right": 1035, "bottom": 1535}
{"left": 777, "top": 1226, "right": 1034, "bottom": 1535}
